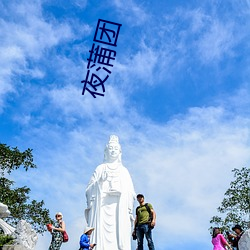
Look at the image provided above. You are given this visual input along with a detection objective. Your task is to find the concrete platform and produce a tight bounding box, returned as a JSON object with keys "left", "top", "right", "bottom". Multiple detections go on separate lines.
{"left": 1, "top": 245, "right": 26, "bottom": 250}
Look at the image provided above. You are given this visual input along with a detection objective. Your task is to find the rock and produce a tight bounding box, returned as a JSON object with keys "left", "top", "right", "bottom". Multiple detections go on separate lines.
{"left": 238, "top": 229, "right": 250, "bottom": 250}
{"left": 2, "top": 245, "right": 26, "bottom": 250}
{"left": 13, "top": 220, "right": 38, "bottom": 250}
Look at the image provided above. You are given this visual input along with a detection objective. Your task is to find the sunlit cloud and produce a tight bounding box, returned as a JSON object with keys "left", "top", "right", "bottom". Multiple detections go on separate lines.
{"left": 112, "top": 0, "right": 148, "bottom": 26}
{"left": 0, "top": 0, "right": 73, "bottom": 109}
{"left": 196, "top": 20, "right": 235, "bottom": 63}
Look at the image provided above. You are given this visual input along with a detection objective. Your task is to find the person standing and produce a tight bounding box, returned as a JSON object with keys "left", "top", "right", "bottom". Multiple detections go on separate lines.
{"left": 133, "top": 194, "right": 156, "bottom": 250}
{"left": 211, "top": 227, "right": 232, "bottom": 250}
{"left": 49, "top": 212, "right": 66, "bottom": 250}
{"left": 79, "top": 227, "right": 96, "bottom": 250}
{"left": 231, "top": 225, "right": 244, "bottom": 250}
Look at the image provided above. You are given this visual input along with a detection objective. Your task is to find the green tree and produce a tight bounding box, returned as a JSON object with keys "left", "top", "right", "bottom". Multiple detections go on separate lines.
{"left": 0, "top": 143, "right": 52, "bottom": 233}
{"left": 210, "top": 167, "right": 250, "bottom": 232}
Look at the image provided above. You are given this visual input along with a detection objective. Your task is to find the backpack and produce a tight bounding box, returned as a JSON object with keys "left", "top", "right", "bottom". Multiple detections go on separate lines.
{"left": 136, "top": 203, "right": 154, "bottom": 229}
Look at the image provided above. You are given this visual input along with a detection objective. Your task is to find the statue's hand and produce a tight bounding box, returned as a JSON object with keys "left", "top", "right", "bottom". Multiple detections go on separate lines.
{"left": 130, "top": 213, "right": 135, "bottom": 222}
{"left": 88, "top": 201, "right": 92, "bottom": 208}
{"left": 86, "top": 195, "right": 95, "bottom": 208}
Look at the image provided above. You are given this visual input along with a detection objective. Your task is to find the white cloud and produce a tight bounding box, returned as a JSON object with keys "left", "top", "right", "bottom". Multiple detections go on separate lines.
{"left": 189, "top": 8, "right": 210, "bottom": 33}
{"left": 47, "top": 83, "right": 127, "bottom": 120}
{"left": 196, "top": 20, "right": 235, "bottom": 63}
{"left": 0, "top": 0, "right": 73, "bottom": 110}
{"left": 118, "top": 44, "right": 158, "bottom": 88}
{"left": 158, "top": 7, "right": 242, "bottom": 67}
{"left": 113, "top": 0, "right": 148, "bottom": 26}
{"left": 220, "top": 83, "right": 250, "bottom": 115}
{"left": 73, "top": 0, "right": 88, "bottom": 9}
{"left": 1, "top": 2, "right": 72, "bottom": 58}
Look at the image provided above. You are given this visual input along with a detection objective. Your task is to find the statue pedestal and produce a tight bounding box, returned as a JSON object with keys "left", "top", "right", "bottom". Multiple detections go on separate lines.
{"left": 1, "top": 245, "right": 26, "bottom": 250}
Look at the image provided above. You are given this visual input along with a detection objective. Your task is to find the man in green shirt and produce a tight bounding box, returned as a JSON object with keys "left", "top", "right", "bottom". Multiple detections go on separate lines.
{"left": 133, "top": 194, "right": 156, "bottom": 250}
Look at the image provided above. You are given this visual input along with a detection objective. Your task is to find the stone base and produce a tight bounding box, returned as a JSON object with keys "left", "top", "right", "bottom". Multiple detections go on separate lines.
{"left": 2, "top": 245, "right": 26, "bottom": 250}
{"left": 239, "top": 229, "right": 250, "bottom": 250}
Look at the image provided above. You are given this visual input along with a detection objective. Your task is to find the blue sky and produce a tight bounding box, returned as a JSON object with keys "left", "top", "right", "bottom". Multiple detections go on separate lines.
{"left": 1, "top": 0, "right": 250, "bottom": 249}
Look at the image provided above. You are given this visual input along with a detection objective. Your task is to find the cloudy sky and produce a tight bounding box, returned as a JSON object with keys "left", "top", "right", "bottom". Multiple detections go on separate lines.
{"left": 1, "top": 0, "right": 250, "bottom": 249}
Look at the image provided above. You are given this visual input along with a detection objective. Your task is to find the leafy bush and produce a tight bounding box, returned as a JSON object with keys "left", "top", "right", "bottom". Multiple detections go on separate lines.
{"left": 0, "top": 234, "right": 14, "bottom": 246}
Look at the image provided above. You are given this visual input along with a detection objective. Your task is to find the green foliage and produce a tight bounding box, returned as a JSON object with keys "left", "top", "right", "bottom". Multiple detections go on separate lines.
{"left": 0, "top": 144, "right": 36, "bottom": 175}
{"left": 210, "top": 167, "right": 250, "bottom": 232}
{"left": 0, "top": 143, "right": 52, "bottom": 234}
{"left": 0, "top": 234, "right": 14, "bottom": 246}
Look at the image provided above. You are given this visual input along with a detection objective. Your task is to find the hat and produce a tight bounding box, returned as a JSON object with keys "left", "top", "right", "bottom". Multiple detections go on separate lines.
{"left": 232, "top": 225, "right": 243, "bottom": 231}
{"left": 136, "top": 194, "right": 144, "bottom": 198}
{"left": 84, "top": 227, "right": 94, "bottom": 234}
{"left": 55, "top": 212, "right": 63, "bottom": 218}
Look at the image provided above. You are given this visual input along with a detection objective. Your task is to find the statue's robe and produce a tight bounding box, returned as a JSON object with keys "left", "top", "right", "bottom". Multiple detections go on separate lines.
{"left": 85, "top": 163, "right": 135, "bottom": 250}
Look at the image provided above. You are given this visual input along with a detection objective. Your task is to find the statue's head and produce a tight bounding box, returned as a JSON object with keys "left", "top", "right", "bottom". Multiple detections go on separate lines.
{"left": 0, "top": 202, "right": 10, "bottom": 218}
{"left": 104, "top": 135, "right": 122, "bottom": 163}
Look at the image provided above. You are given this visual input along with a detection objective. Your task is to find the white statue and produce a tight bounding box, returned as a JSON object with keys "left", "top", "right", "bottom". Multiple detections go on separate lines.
{"left": 239, "top": 229, "right": 250, "bottom": 250}
{"left": 85, "top": 135, "right": 136, "bottom": 250}
{"left": 0, "top": 202, "right": 15, "bottom": 235}
{"left": 0, "top": 202, "right": 11, "bottom": 218}
{"left": 0, "top": 203, "right": 38, "bottom": 250}
{"left": 13, "top": 220, "right": 38, "bottom": 250}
